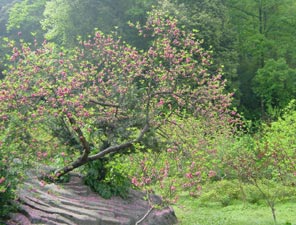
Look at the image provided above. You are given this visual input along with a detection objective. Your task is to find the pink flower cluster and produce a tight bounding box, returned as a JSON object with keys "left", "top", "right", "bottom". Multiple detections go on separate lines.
{"left": 0, "top": 176, "right": 5, "bottom": 184}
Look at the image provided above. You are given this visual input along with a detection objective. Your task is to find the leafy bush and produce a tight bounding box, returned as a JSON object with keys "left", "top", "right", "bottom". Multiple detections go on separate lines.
{"left": 83, "top": 159, "right": 131, "bottom": 199}
{"left": 0, "top": 118, "right": 27, "bottom": 220}
{"left": 196, "top": 179, "right": 296, "bottom": 207}
{"left": 220, "top": 107, "right": 296, "bottom": 223}
{"left": 0, "top": 153, "right": 17, "bottom": 219}
{"left": 259, "top": 101, "right": 296, "bottom": 185}
{"left": 243, "top": 180, "right": 296, "bottom": 205}
{"left": 105, "top": 114, "right": 240, "bottom": 203}
{"left": 198, "top": 180, "right": 241, "bottom": 206}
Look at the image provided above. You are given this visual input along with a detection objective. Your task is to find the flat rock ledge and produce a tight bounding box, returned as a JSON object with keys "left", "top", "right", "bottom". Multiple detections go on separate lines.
{"left": 6, "top": 172, "right": 177, "bottom": 225}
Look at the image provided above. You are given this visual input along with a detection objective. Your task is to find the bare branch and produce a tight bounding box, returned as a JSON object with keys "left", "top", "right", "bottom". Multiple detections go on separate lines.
{"left": 67, "top": 115, "right": 90, "bottom": 161}
{"left": 88, "top": 142, "right": 133, "bottom": 161}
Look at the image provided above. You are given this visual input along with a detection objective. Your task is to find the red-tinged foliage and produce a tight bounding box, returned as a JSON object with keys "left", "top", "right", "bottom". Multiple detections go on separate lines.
{"left": 0, "top": 13, "right": 235, "bottom": 179}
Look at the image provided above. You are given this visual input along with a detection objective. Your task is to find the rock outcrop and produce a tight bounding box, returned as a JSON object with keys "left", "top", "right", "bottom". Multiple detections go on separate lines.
{"left": 6, "top": 172, "right": 177, "bottom": 225}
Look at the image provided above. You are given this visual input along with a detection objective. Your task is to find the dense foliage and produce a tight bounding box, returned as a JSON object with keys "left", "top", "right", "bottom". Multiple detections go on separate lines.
{"left": 1, "top": 0, "right": 296, "bottom": 120}
{"left": 0, "top": 149, "right": 18, "bottom": 220}
{"left": 0, "top": 2, "right": 234, "bottom": 204}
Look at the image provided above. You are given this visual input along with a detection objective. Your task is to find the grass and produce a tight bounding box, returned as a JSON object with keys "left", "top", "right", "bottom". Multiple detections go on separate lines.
{"left": 174, "top": 195, "right": 296, "bottom": 225}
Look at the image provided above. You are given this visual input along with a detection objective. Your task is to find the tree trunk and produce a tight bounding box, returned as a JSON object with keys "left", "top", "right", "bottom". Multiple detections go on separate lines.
{"left": 53, "top": 124, "right": 149, "bottom": 179}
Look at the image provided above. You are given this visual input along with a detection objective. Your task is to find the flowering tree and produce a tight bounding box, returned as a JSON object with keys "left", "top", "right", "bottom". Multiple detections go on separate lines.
{"left": 0, "top": 11, "right": 233, "bottom": 181}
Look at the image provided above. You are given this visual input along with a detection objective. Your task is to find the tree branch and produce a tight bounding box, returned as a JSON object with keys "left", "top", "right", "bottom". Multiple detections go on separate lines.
{"left": 54, "top": 156, "right": 88, "bottom": 178}
{"left": 53, "top": 121, "right": 149, "bottom": 179}
{"left": 88, "top": 123, "right": 149, "bottom": 161}
{"left": 67, "top": 115, "right": 90, "bottom": 161}
{"left": 53, "top": 116, "right": 91, "bottom": 178}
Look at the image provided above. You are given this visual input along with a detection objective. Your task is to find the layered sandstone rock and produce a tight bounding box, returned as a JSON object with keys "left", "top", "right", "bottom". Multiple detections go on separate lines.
{"left": 6, "top": 172, "right": 177, "bottom": 225}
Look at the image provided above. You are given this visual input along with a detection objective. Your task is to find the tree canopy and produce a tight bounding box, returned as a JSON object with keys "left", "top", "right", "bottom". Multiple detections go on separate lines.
{"left": 0, "top": 9, "right": 234, "bottom": 180}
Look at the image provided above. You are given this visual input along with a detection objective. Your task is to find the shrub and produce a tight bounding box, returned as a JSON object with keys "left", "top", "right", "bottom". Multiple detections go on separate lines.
{"left": 0, "top": 153, "right": 18, "bottom": 220}
{"left": 198, "top": 180, "right": 241, "bottom": 206}
{"left": 243, "top": 180, "right": 296, "bottom": 205}
{"left": 83, "top": 159, "right": 131, "bottom": 199}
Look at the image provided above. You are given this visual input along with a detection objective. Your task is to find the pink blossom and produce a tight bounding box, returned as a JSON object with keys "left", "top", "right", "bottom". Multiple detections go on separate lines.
{"left": 1, "top": 115, "right": 8, "bottom": 120}
{"left": 183, "top": 183, "right": 191, "bottom": 188}
{"left": 0, "top": 177, "right": 5, "bottom": 184}
{"left": 39, "top": 180, "right": 46, "bottom": 187}
{"left": 131, "top": 177, "right": 139, "bottom": 186}
{"left": 95, "top": 32, "right": 101, "bottom": 38}
{"left": 186, "top": 173, "right": 193, "bottom": 179}
{"left": 157, "top": 99, "right": 164, "bottom": 107}
{"left": 208, "top": 170, "right": 217, "bottom": 178}
{"left": 231, "top": 111, "right": 236, "bottom": 116}
{"left": 195, "top": 171, "right": 201, "bottom": 176}
{"left": 145, "top": 178, "right": 151, "bottom": 184}
{"left": 196, "top": 185, "right": 202, "bottom": 191}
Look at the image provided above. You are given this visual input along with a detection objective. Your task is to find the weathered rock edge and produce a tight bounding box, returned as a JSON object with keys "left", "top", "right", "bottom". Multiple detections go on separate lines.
{"left": 6, "top": 171, "right": 177, "bottom": 225}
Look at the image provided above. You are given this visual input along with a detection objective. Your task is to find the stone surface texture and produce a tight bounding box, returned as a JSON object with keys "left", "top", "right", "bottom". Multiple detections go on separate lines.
{"left": 6, "top": 171, "right": 177, "bottom": 225}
